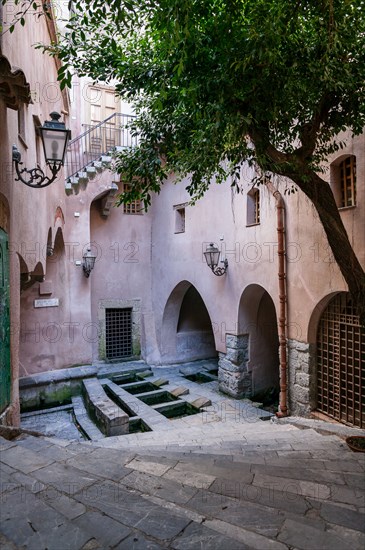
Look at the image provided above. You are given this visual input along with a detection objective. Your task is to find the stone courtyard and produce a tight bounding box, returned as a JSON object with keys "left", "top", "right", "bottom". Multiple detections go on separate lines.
{"left": 1, "top": 361, "right": 365, "bottom": 549}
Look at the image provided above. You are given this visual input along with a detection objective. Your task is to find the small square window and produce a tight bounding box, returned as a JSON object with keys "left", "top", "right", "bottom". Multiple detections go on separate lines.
{"left": 175, "top": 207, "right": 185, "bottom": 233}
{"left": 122, "top": 183, "right": 142, "bottom": 215}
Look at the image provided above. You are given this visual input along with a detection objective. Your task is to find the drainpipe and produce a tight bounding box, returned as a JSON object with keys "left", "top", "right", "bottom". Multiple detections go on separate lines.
{"left": 264, "top": 179, "right": 288, "bottom": 417}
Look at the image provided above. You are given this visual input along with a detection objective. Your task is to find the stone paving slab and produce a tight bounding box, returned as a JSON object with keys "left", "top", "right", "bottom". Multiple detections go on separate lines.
{"left": 171, "top": 521, "right": 254, "bottom": 549}
{"left": 73, "top": 480, "right": 191, "bottom": 541}
{"left": 121, "top": 470, "right": 199, "bottom": 504}
{"left": 74, "top": 510, "right": 132, "bottom": 548}
{"left": 0, "top": 444, "right": 55, "bottom": 474}
{"left": 278, "top": 517, "right": 364, "bottom": 550}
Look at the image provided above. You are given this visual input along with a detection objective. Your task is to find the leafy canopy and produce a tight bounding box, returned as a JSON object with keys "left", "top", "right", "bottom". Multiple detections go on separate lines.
{"left": 7, "top": 1, "right": 365, "bottom": 207}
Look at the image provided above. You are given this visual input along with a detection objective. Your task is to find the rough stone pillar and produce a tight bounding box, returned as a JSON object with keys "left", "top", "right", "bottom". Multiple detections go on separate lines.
{"left": 218, "top": 334, "right": 252, "bottom": 398}
{"left": 287, "top": 339, "right": 316, "bottom": 416}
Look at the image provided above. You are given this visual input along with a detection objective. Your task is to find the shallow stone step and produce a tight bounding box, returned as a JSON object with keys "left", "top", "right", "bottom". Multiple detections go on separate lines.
{"left": 71, "top": 396, "right": 105, "bottom": 441}
{"left": 86, "top": 165, "right": 97, "bottom": 178}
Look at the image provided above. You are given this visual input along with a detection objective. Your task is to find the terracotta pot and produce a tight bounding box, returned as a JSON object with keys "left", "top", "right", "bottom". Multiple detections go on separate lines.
{"left": 345, "top": 435, "right": 365, "bottom": 453}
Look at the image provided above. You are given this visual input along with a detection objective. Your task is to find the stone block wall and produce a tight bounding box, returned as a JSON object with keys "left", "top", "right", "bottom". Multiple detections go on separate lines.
{"left": 287, "top": 339, "right": 316, "bottom": 416}
{"left": 218, "top": 334, "right": 252, "bottom": 398}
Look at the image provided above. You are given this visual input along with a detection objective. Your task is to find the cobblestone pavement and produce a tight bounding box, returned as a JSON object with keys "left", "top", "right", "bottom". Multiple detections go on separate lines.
{"left": 1, "top": 361, "right": 365, "bottom": 549}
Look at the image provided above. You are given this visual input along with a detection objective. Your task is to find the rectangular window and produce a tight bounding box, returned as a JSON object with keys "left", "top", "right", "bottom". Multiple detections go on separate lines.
{"left": 18, "top": 104, "right": 26, "bottom": 144}
{"left": 105, "top": 308, "right": 133, "bottom": 359}
{"left": 340, "top": 156, "right": 356, "bottom": 208}
{"left": 174, "top": 206, "right": 186, "bottom": 233}
{"left": 247, "top": 189, "right": 260, "bottom": 225}
{"left": 122, "top": 184, "right": 142, "bottom": 215}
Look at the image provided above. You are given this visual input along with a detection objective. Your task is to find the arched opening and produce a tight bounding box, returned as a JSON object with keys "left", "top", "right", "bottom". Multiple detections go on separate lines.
{"left": 316, "top": 292, "right": 364, "bottom": 428}
{"left": 19, "top": 229, "right": 67, "bottom": 376}
{"left": 235, "top": 284, "right": 279, "bottom": 402}
{"left": 161, "top": 281, "right": 217, "bottom": 364}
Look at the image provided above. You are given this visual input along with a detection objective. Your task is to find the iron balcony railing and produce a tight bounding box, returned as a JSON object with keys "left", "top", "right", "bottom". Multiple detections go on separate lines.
{"left": 65, "top": 113, "right": 137, "bottom": 179}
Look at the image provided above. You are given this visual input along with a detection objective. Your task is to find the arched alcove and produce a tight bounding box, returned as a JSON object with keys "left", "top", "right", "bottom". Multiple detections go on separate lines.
{"left": 161, "top": 281, "right": 217, "bottom": 364}
{"left": 237, "top": 284, "right": 279, "bottom": 397}
{"left": 19, "top": 228, "right": 67, "bottom": 376}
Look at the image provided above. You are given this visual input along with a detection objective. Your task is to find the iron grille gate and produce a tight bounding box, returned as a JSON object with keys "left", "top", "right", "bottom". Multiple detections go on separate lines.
{"left": 105, "top": 308, "right": 133, "bottom": 360}
{"left": 317, "top": 293, "right": 364, "bottom": 428}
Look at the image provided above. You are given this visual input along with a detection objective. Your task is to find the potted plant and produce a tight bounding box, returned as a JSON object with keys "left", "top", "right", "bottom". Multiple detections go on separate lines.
{"left": 345, "top": 435, "right": 365, "bottom": 452}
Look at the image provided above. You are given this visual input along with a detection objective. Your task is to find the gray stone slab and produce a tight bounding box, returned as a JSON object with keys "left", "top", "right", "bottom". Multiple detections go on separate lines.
{"left": 74, "top": 480, "right": 190, "bottom": 540}
{"left": 174, "top": 459, "right": 253, "bottom": 483}
{"left": 66, "top": 452, "right": 131, "bottom": 481}
{"left": 74, "top": 510, "right": 132, "bottom": 547}
{"left": 343, "top": 472, "right": 365, "bottom": 488}
{"left": 278, "top": 517, "right": 359, "bottom": 550}
{"left": 0, "top": 489, "right": 89, "bottom": 549}
{"left": 208, "top": 478, "right": 309, "bottom": 515}
{"left": 251, "top": 464, "right": 346, "bottom": 486}
{"left": 171, "top": 520, "right": 253, "bottom": 549}
{"left": 164, "top": 468, "right": 216, "bottom": 489}
{"left": 0, "top": 444, "right": 55, "bottom": 474}
{"left": 186, "top": 489, "right": 284, "bottom": 538}
{"left": 253, "top": 472, "right": 331, "bottom": 500}
{"left": 126, "top": 457, "right": 174, "bottom": 476}
{"left": 114, "top": 531, "right": 164, "bottom": 549}
{"left": 121, "top": 470, "right": 198, "bottom": 504}
{"left": 329, "top": 483, "right": 365, "bottom": 507}
{"left": 14, "top": 435, "right": 53, "bottom": 452}
{"left": 317, "top": 500, "right": 365, "bottom": 532}
{"left": 39, "top": 488, "right": 87, "bottom": 519}
{"left": 0, "top": 437, "right": 17, "bottom": 451}
{"left": 30, "top": 462, "right": 100, "bottom": 495}
{"left": 324, "top": 459, "right": 365, "bottom": 473}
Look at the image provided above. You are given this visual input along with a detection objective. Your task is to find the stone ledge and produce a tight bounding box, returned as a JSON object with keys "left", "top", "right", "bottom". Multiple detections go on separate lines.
{"left": 19, "top": 365, "right": 96, "bottom": 389}
{"left": 83, "top": 379, "right": 129, "bottom": 437}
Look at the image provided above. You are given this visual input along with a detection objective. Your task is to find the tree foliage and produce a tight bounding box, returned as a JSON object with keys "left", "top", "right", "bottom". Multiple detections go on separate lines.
{"left": 4, "top": 0, "right": 365, "bottom": 320}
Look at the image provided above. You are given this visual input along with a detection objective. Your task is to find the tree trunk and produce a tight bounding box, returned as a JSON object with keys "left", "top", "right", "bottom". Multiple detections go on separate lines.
{"left": 284, "top": 168, "right": 365, "bottom": 326}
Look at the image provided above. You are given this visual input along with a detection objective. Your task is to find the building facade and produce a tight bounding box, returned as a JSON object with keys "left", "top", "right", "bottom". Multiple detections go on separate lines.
{"left": 0, "top": 6, "right": 364, "bottom": 428}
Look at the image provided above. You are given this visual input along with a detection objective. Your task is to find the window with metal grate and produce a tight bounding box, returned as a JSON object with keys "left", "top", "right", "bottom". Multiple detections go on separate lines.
{"left": 105, "top": 308, "right": 133, "bottom": 359}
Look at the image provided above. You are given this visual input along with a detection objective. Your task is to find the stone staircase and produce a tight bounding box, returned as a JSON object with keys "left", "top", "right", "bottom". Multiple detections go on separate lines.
{"left": 1, "top": 421, "right": 364, "bottom": 549}
{"left": 64, "top": 112, "right": 136, "bottom": 195}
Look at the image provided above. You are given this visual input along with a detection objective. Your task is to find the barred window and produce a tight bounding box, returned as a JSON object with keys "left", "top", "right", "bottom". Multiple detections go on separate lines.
{"left": 122, "top": 184, "right": 142, "bottom": 215}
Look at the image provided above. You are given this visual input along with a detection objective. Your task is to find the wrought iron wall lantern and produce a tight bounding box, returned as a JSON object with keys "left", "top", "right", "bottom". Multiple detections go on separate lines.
{"left": 204, "top": 243, "right": 228, "bottom": 276}
{"left": 12, "top": 112, "right": 71, "bottom": 188}
{"left": 82, "top": 248, "right": 97, "bottom": 278}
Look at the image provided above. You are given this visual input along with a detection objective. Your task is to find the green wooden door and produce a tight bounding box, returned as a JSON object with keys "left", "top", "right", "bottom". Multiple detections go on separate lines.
{"left": 0, "top": 228, "right": 11, "bottom": 413}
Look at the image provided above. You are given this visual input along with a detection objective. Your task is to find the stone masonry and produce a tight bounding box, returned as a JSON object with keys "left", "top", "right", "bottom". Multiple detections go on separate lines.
{"left": 218, "top": 334, "right": 252, "bottom": 398}
{"left": 287, "top": 339, "right": 316, "bottom": 416}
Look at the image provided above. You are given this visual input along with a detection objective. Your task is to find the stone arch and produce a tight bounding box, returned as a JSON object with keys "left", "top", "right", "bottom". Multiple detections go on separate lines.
{"left": 160, "top": 281, "right": 216, "bottom": 364}
{"left": 219, "top": 284, "right": 279, "bottom": 399}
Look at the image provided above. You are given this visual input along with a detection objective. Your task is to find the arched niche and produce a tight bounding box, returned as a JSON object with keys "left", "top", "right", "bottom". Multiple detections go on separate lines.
{"left": 160, "top": 281, "right": 217, "bottom": 364}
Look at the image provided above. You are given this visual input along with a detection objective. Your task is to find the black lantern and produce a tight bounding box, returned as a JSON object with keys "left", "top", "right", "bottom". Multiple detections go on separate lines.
{"left": 204, "top": 243, "right": 228, "bottom": 276}
{"left": 12, "top": 112, "right": 71, "bottom": 188}
{"left": 82, "top": 248, "right": 97, "bottom": 278}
